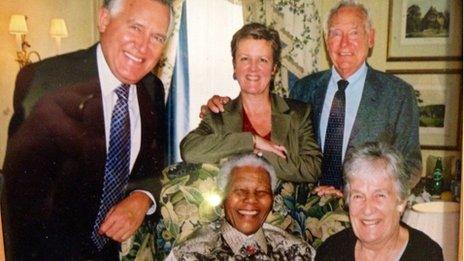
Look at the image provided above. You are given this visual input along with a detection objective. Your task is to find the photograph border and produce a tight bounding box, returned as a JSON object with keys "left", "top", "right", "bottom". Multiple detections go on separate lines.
{"left": 386, "top": 0, "right": 463, "bottom": 61}
{"left": 386, "top": 69, "right": 462, "bottom": 150}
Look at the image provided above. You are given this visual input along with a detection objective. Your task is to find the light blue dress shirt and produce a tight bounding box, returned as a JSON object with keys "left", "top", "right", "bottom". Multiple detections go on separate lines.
{"left": 319, "top": 63, "right": 367, "bottom": 160}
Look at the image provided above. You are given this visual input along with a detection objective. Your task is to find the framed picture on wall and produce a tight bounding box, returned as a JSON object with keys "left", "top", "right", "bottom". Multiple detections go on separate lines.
{"left": 386, "top": 69, "right": 462, "bottom": 150}
{"left": 387, "top": 0, "right": 463, "bottom": 61}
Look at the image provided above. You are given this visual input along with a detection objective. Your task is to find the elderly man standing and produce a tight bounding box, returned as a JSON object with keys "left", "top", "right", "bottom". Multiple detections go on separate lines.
{"left": 167, "top": 154, "right": 315, "bottom": 260}
{"left": 2, "top": 0, "right": 171, "bottom": 259}
{"left": 290, "top": 1, "right": 421, "bottom": 190}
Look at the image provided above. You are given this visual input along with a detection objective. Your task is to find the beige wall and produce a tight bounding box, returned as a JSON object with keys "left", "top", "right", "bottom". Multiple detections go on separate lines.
{"left": 0, "top": 0, "right": 99, "bottom": 167}
{"left": 319, "top": 0, "right": 463, "bottom": 177}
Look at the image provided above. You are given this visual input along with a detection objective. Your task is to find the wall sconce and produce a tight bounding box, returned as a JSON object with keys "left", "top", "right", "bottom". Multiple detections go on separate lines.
{"left": 49, "top": 18, "right": 68, "bottom": 55}
{"left": 9, "top": 15, "right": 69, "bottom": 68}
{"left": 9, "top": 14, "right": 41, "bottom": 68}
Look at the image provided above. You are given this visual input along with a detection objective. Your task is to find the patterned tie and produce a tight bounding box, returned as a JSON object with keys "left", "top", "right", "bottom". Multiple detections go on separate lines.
{"left": 91, "top": 84, "right": 131, "bottom": 250}
{"left": 320, "top": 79, "right": 349, "bottom": 189}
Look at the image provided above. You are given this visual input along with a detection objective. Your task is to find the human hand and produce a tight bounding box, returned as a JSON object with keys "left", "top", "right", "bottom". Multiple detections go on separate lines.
{"left": 313, "top": 185, "right": 343, "bottom": 198}
{"left": 254, "top": 135, "right": 287, "bottom": 159}
{"left": 199, "top": 95, "right": 231, "bottom": 118}
{"left": 98, "top": 192, "right": 151, "bottom": 242}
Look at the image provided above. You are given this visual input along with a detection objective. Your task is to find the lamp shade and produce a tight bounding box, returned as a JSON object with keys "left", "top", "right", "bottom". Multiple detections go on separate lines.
{"left": 49, "top": 18, "right": 68, "bottom": 38}
{"left": 9, "top": 14, "right": 28, "bottom": 34}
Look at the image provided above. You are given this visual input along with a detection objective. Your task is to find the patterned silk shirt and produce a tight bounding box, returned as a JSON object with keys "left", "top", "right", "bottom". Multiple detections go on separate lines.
{"left": 167, "top": 221, "right": 315, "bottom": 260}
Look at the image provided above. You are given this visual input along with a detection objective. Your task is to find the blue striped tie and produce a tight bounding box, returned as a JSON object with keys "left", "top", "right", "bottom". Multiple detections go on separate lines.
{"left": 320, "top": 80, "right": 349, "bottom": 189}
{"left": 91, "top": 84, "right": 131, "bottom": 250}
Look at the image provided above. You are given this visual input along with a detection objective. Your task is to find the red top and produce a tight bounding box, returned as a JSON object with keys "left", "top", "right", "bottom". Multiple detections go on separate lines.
{"left": 242, "top": 109, "right": 271, "bottom": 141}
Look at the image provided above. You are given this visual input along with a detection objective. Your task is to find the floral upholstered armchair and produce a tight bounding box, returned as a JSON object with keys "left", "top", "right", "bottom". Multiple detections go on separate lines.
{"left": 121, "top": 162, "right": 350, "bottom": 260}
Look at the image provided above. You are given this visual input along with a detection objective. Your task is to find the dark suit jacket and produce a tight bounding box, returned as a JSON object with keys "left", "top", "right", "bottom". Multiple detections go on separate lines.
{"left": 289, "top": 66, "right": 421, "bottom": 185}
{"left": 180, "top": 94, "right": 322, "bottom": 183}
{"left": 2, "top": 44, "right": 166, "bottom": 259}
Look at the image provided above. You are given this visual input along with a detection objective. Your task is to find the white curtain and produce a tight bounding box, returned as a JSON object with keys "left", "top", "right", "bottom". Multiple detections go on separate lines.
{"left": 154, "top": 0, "right": 186, "bottom": 101}
{"left": 185, "top": 0, "right": 244, "bottom": 130}
{"left": 165, "top": 0, "right": 189, "bottom": 163}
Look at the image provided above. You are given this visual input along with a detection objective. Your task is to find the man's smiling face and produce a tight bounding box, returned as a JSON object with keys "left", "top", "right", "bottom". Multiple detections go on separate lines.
{"left": 326, "top": 6, "right": 375, "bottom": 79}
{"left": 223, "top": 166, "right": 273, "bottom": 235}
{"left": 98, "top": 0, "right": 170, "bottom": 84}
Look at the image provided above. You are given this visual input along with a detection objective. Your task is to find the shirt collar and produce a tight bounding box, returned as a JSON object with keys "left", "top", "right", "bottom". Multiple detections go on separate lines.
{"left": 331, "top": 62, "right": 367, "bottom": 87}
{"left": 96, "top": 44, "right": 129, "bottom": 97}
{"left": 221, "top": 221, "right": 268, "bottom": 255}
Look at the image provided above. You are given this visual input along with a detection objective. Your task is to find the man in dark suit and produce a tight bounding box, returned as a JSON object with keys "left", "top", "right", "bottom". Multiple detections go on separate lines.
{"left": 290, "top": 1, "right": 421, "bottom": 191}
{"left": 2, "top": 0, "right": 171, "bottom": 259}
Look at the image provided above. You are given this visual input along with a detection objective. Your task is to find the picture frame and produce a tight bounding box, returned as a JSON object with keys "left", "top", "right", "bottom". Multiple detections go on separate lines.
{"left": 386, "top": 69, "right": 462, "bottom": 150}
{"left": 387, "top": 0, "right": 463, "bottom": 61}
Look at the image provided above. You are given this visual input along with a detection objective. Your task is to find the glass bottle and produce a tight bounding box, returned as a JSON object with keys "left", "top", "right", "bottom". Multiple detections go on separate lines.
{"left": 431, "top": 157, "right": 444, "bottom": 196}
{"left": 450, "top": 159, "right": 461, "bottom": 202}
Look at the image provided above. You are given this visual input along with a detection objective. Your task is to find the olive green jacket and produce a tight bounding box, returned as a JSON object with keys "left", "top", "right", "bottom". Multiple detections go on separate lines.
{"left": 180, "top": 94, "right": 322, "bottom": 183}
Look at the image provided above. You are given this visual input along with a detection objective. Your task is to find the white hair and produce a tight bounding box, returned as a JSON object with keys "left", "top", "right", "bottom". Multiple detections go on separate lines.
{"left": 324, "top": 0, "right": 373, "bottom": 37}
{"left": 103, "top": 0, "right": 175, "bottom": 36}
{"left": 217, "top": 154, "right": 278, "bottom": 195}
{"left": 105, "top": 0, "right": 124, "bottom": 15}
{"left": 343, "top": 142, "right": 411, "bottom": 205}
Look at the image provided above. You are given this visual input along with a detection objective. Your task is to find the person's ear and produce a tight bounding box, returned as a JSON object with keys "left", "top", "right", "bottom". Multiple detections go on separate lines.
{"left": 98, "top": 8, "right": 111, "bottom": 33}
{"left": 232, "top": 59, "right": 237, "bottom": 70}
{"left": 397, "top": 200, "right": 407, "bottom": 213}
{"left": 272, "top": 64, "right": 278, "bottom": 76}
{"left": 368, "top": 28, "right": 376, "bottom": 48}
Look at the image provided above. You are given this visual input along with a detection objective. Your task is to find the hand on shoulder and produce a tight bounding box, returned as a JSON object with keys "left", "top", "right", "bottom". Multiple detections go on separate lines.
{"left": 199, "top": 95, "right": 231, "bottom": 118}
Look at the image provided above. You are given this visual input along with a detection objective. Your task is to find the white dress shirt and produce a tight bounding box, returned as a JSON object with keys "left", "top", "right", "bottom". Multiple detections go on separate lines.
{"left": 96, "top": 44, "right": 156, "bottom": 214}
{"left": 319, "top": 63, "right": 367, "bottom": 160}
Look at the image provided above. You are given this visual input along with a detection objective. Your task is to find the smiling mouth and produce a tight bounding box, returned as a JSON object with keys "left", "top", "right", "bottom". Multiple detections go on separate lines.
{"left": 339, "top": 51, "right": 353, "bottom": 56}
{"left": 245, "top": 75, "right": 260, "bottom": 81}
{"left": 361, "top": 219, "right": 380, "bottom": 226}
{"left": 124, "top": 51, "right": 143, "bottom": 63}
{"left": 238, "top": 210, "right": 259, "bottom": 216}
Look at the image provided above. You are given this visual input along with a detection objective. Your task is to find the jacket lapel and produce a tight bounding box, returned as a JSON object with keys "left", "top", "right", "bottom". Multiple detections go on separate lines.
{"left": 312, "top": 71, "right": 331, "bottom": 144}
{"left": 132, "top": 76, "right": 162, "bottom": 176}
{"left": 87, "top": 48, "right": 105, "bottom": 152}
{"left": 348, "top": 66, "right": 381, "bottom": 148}
{"left": 69, "top": 76, "right": 106, "bottom": 179}
{"left": 221, "top": 94, "right": 291, "bottom": 145}
{"left": 271, "top": 94, "right": 291, "bottom": 146}
{"left": 79, "top": 78, "right": 104, "bottom": 134}
{"left": 223, "top": 96, "right": 245, "bottom": 133}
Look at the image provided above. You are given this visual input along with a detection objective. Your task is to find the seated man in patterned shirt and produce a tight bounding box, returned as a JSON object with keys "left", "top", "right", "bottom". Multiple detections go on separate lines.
{"left": 167, "top": 154, "right": 315, "bottom": 260}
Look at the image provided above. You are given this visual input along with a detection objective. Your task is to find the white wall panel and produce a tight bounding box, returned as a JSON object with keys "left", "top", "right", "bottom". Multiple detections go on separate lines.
{"left": 186, "top": 0, "right": 243, "bottom": 130}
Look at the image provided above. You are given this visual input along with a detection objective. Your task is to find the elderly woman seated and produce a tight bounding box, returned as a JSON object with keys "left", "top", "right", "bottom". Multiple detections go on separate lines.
{"left": 167, "top": 154, "right": 315, "bottom": 260}
{"left": 316, "top": 142, "right": 443, "bottom": 261}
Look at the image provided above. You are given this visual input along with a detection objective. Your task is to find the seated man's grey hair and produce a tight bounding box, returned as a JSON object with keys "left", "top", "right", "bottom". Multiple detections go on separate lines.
{"left": 217, "top": 154, "right": 278, "bottom": 195}
{"left": 343, "top": 142, "right": 411, "bottom": 203}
